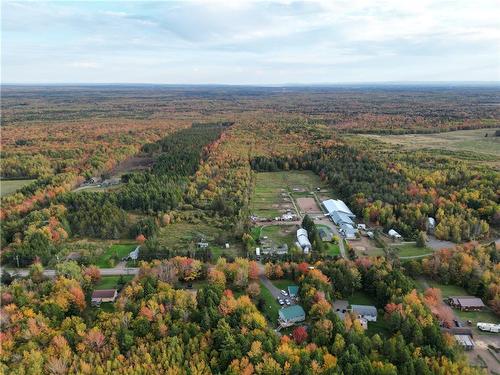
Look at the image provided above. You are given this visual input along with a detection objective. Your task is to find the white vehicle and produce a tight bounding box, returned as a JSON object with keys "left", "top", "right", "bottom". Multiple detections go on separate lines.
{"left": 477, "top": 322, "right": 500, "bottom": 333}
{"left": 285, "top": 300, "right": 291, "bottom": 306}
{"left": 281, "top": 290, "right": 287, "bottom": 296}
{"left": 278, "top": 299, "right": 285, "bottom": 305}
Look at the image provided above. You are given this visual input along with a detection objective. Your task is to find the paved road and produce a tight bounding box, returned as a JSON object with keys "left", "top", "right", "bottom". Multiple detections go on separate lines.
{"left": 257, "top": 261, "right": 284, "bottom": 299}
{"left": 4, "top": 267, "right": 140, "bottom": 278}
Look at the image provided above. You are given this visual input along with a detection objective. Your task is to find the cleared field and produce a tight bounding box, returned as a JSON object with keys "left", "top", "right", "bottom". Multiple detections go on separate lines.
{"left": 260, "top": 224, "right": 297, "bottom": 247}
{"left": 250, "top": 171, "right": 331, "bottom": 218}
{"left": 348, "top": 291, "right": 376, "bottom": 306}
{"left": 0, "top": 179, "right": 35, "bottom": 196}
{"left": 95, "top": 243, "right": 137, "bottom": 268}
{"left": 157, "top": 222, "right": 243, "bottom": 258}
{"left": 362, "top": 128, "right": 500, "bottom": 167}
{"left": 296, "top": 197, "right": 321, "bottom": 214}
{"left": 392, "top": 243, "right": 433, "bottom": 258}
{"left": 271, "top": 279, "right": 296, "bottom": 290}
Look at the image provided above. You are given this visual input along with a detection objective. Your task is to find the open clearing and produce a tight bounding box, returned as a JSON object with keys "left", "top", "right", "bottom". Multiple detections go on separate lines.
{"left": 250, "top": 171, "right": 331, "bottom": 218}
{"left": 96, "top": 275, "right": 134, "bottom": 289}
{"left": 361, "top": 128, "right": 500, "bottom": 168}
{"left": 260, "top": 224, "right": 297, "bottom": 248}
{"left": 157, "top": 222, "right": 244, "bottom": 259}
{"left": 391, "top": 243, "right": 433, "bottom": 258}
{"left": 296, "top": 197, "right": 321, "bottom": 214}
{"left": 0, "top": 179, "right": 35, "bottom": 196}
{"left": 95, "top": 243, "right": 137, "bottom": 268}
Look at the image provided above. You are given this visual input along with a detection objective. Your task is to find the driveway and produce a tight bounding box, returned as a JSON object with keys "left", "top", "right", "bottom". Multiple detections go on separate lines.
{"left": 426, "top": 236, "right": 455, "bottom": 251}
{"left": 257, "top": 261, "right": 284, "bottom": 299}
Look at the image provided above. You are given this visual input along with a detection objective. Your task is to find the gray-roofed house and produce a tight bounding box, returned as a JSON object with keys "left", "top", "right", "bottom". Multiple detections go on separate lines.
{"left": 351, "top": 304, "right": 377, "bottom": 322}
{"left": 279, "top": 305, "right": 306, "bottom": 326}
{"left": 330, "top": 211, "right": 355, "bottom": 226}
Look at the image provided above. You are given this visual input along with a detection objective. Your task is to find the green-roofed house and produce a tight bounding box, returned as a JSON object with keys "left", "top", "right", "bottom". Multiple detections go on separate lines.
{"left": 288, "top": 285, "right": 299, "bottom": 297}
{"left": 279, "top": 305, "right": 306, "bottom": 326}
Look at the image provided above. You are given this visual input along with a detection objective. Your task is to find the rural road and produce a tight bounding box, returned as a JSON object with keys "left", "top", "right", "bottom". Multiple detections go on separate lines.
{"left": 3, "top": 267, "right": 140, "bottom": 278}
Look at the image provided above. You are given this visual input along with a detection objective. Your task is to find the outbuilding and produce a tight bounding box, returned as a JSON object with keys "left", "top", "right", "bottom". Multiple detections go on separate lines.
{"left": 322, "top": 199, "right": 355, "bottom": 218}
{"left": 448, "top": 296, "right": 486, "bottom": 311}
{"left": 454, "top": 335, "right": 475, "bottom": 350}
{"left": 388, "top": 229, "right": 402, "bottom": 240}
{"left": 296, "top": 228, "right": 311, "bottom": 253}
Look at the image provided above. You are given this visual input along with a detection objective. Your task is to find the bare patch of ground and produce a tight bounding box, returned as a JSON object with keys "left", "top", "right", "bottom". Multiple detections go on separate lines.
{"left": 296, "top": 197, "right": 321, "bottom": 214}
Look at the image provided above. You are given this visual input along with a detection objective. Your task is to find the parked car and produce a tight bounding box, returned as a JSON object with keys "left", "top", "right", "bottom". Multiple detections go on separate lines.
{"left": 281, "top": 290, "right": 288, "bottom": 296}
{"left": 285, "top": 300, "right": 291, "bottom": 306}
{"left": 278, "top": 299, "right": 284, "bottom": 305}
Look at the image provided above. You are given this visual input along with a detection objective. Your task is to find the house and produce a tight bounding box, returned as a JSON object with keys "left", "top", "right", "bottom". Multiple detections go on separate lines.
{"left": 448, "top": 296, "right": 485, "bottom": 311}
{"left": 322, "top": 199, "right": 355, "bottom": 218}
{"left": 340, "top": 223, "right": 358, "bottom": 239}
{"left": 333, "top": 300, "right": 349, "bottom": 319}
{"left": 296, "top": 228, "right": 311, "bottom": 253}
{"left": 454, "top": 334, "right": 475, "bottom": 350}
{"left": 318, "top": 228, "right": 333, "bottom": 242}
{"left": 279, "top": 305, "right": 306, "bottom": 326}
{"left": 351, "top": 304, "right": 377, "bottom": 322}
{"left": 388, "top": 229, "right": 402, "bottom": 240}
{"left": 91, "top": 289, "right": 118, "bottom": 305}
{"left": 287, "top": 285, "right": 299, "bottom": 298}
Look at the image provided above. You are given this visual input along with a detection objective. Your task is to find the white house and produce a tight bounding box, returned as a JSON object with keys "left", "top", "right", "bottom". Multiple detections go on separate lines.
{"left": 351, "top": 304, "right": 377, "bottom": 322}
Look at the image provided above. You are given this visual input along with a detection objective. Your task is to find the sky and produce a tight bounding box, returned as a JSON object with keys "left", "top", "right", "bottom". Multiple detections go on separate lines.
{"left": 2, "top": 0, "right": 500, "bottom": 84}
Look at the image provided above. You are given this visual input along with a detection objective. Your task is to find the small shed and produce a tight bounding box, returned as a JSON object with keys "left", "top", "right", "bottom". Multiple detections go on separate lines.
{"left": 454, "top": 335, "right": 475, "bottom": 350}
{"left": 388, "top": 229, "right": 402, "bottom": 240}
{"left": 287, "top": 285, "right": 299, "bottom": 297}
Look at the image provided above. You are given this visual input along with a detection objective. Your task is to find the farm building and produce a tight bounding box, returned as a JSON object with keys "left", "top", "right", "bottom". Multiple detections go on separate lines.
{"left": 454, "top": 335, "right": 475, "bottom": 350}
{"left": 279, "top": 305, "right": 306, "bottom": 326}
{"left": 388, "top": 229, "right": 402, "bottom": 240}
{"left": 330, "top": 211, "right": 354, "bottom": 226}
{"left": 296, "top": 228, "right": 311, "bottom": 253}
{"left": 91, "top": 289, "right": 118, "bottom": 305}
{"left": 340, "top": 223, "right": 358, "bottom": 239}
{"left": 287, "top": 285, "right": 299, "bottom": 297}
{"left": 322, "top": 199, "right": 355, "bottom": 218}
{"left": 448, "top": 296, "right": 485, "bottom": 311}
{"left": 351, "top": 304, "right": 377, "bottom": 322}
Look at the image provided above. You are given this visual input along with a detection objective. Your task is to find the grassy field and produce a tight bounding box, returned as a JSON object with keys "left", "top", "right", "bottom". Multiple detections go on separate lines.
{"left": 362, "top": 128, "right": 500, "bottom": 167}
{"left": 0, "top": 179, "right": 35, "bottom": 196}
{"left": 95, "top": 243, "right": 137, "bottom": 268}
{"left": 259, "top": 281, "right": 280, "bottom": 323}
{"left": 250, "top": 170, "right": 331, "bottom": 218}
{"left": 417, "top": 279, "right": 469, "bottom": 297}
{"left": 271, "top": 278, "right": 296, "bottom": 290}
{"left": 348, "top": 291, "right": 376, "bottom": 306}
{"left": 157, "top": 222, "right": 243, "bottom": 259}
{"left": 392, "top": 243, "right": 433, "bottom": 258}
{"left": 260, "top": 224, "right": 297, "bottom": 247}
{"left": 96, "top": 275, "right": 134, "bottom": 289}
{"left": 325, "top": 243, "right": 341, "bottom": 256}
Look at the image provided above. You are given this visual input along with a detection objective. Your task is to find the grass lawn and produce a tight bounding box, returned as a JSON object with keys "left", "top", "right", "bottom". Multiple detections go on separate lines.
{"left": 95, "top": 243, "right": 137, "bottom": 268}
{"left": 366, "top": 320, "right": 390, "bottom": 337}
{"left": 261, "top": 224, "right": 297, "bottom": 247}
{"left": 348, "top": 291, "right": 376, "bottom": 306}
{"left": 422, "top": 279, "right": 469, "bottom": 297}
{"left": 0, "top": 179, "right": 35, "bottom": 196}
{"left": 259, "top": 281, "right": 280, "bottom": 323}
{"left": 96, "top": 275, "right": 134, "bottom": 289}
{"left": 271, "top": 278, "right": 296, "bottom": 290}
{"left": 325, "top": 243, "right": 341, "bottom": 256}
{"left": 392, "top": 243, "right": 433, "bottom": 258}
{"left": 99, "top": 303, "right": 115, "bottom": 312}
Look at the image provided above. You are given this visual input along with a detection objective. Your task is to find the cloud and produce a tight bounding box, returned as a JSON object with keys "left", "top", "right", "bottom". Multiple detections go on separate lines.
{"left": 1, "top": 0, "right": 499, "bottom": 83}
